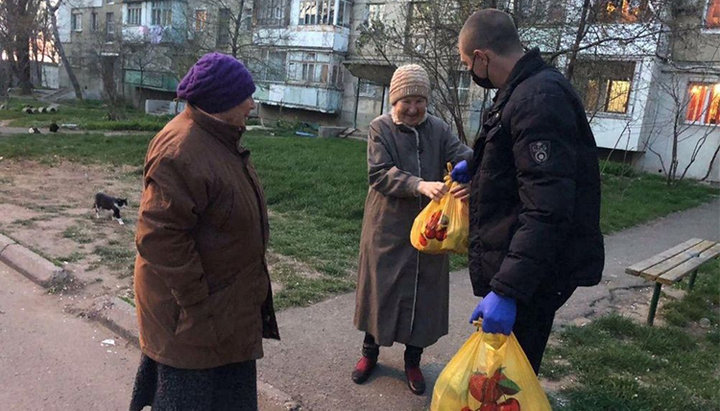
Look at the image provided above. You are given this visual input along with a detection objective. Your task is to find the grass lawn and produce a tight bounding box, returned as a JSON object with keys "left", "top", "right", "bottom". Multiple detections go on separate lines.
{"left": 0, "top": 132, "right": 718, "bottom": 307}
{"left": 543, "top": 260, "right": 720, "bottom": 410}
{"left": 0, "top": 97, "right": 171, "bottom": 131}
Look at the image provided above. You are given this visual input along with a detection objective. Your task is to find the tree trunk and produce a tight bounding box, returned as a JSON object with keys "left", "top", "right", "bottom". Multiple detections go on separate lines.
{"left": 12, "top": 40, "right": 33, "bottom": 94}
{"left": 701, "top": 144, "right": 720, "bottom": 181}
{"left": 565, "top": 0, "right": 592, "bottom": 81}
{"left": 49, "top": 2, "right": 83, "bottom": 100}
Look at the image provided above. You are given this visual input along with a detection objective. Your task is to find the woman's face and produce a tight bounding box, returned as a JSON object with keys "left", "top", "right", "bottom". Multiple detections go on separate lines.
{"left": 394, "top": 96, "right": 427, "bottom": 126}
{"left": 217, "top": 96, "right": 256, "bottom": 128}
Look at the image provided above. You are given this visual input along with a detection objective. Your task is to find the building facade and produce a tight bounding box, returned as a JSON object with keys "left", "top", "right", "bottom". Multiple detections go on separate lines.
{"left": 56, "top": 0, "right": 719, "bottom": 180}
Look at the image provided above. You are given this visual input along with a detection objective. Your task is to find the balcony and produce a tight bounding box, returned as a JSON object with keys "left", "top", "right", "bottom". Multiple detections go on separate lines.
{"left": 254, "top": 26, "right": 349, "bottom": 53}
{"left": 124, "top": 69, "right": 178, "bottom": 92}
{"left": 254, "top": 83, "right": 342, "bottom": 113}
{"left": 121, "top": 25, "right": 184, "bottom": 44}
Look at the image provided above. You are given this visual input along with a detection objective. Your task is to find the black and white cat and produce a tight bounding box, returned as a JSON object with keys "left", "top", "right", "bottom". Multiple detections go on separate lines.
{"left": 94, "top": 192, "right": 128, "bottom": 225}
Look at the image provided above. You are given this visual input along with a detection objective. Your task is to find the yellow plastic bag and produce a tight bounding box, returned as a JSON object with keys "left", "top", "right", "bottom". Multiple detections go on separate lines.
{"left": 410, "top": 163, "right": 469, "bottom": 254}
{"left": 431, "top": 323, "right": 552, "bottom": 411}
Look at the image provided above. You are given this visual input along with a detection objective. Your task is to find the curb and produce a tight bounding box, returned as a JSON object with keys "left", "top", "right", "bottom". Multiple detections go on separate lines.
{"left": 0, "top": 232, "right": 301, "bottom": 411}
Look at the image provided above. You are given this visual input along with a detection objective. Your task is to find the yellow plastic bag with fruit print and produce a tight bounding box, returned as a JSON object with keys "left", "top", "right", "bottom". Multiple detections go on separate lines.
{"left": 410, "top": 163, "right": 469, "bottom": 254}
{"left": 430, "top": 322, "right": 552, "bottom": 411}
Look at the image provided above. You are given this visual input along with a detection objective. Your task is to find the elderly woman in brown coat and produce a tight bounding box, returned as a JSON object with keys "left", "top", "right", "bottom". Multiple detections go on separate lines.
{"left": 129, "top": 52, "right": 279, "bottom": 411}
{"left": 352, "top": 64, "right": 473, "bottom": 395}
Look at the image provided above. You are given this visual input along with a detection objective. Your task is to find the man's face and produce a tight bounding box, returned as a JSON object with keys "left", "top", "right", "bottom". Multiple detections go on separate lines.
{"left": 458, "top": 39, "right": 474, "bottom": 71}
{"left": 221, "top": 96, "right": 256, "bottom": 128}
{"left": 394, "top": 96, "right": 427, "bottom": 126}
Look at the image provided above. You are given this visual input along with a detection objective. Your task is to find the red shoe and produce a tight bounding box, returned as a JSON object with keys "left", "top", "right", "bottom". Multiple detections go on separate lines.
{"left": 405, "top": 366, "right": 425, "bottom": 395}
{"left": 351, "top": 356, "right": 377, "bottom": 384}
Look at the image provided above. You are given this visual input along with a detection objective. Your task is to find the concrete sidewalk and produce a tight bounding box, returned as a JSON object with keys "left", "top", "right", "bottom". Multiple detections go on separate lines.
{"left": 257, "top": 199, "right": 720, "bottom": 410}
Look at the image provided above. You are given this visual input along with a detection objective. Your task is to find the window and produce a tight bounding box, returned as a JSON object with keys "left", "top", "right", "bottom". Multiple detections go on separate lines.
{"left": 71, "top": 12, "right": 83, "bottom": 32}
{"left": 152, "top": 1, "right": 172, "bottom": 26}
{"left": 256, "top": 0, "right": 287, "bottom": 27}
{"left": 91, "top": 12, "right": 98, "bottom": 32}
{"left": 515, "top": 0, "right": 566, "bottom": 24}
{"left": 289, "top": 53, "right": 343, "bottom": 88}
{"left": 106, "top": 12, "right": 115, "bottom": 36}
{"left": 337, "top": 0, "right": 351, "bottom": 27}
{"left": 686, "top": 83, "right": 720, "bottom": 125}
{"left": 595, "top": 0, "right": 650, "bottom": 23}
{"left": 217, "top": 8, "right": 231, "bottom": 46}
{"left": 251, "top": 50, "right": 287, "bottom": 82}
{"left": 299, "top": 0, "right": 351, "bottom": 26}
{"left": 574, "top": 60, "right": 635, "bottom": 114}
{"left": 707, "top": 0, "right": 720, "bottom": 28}
{"left": 366, "top": 3, "right": 385, "bottom": 28}
{"left": 127, "top": 5, "right": 142, "bottom": 26}
{"left": 194, "top": 9, "right": 207, "bottom": 31}
{"left": 359, "top": 81, "right": 383, "bottom": 99}
{"left": 452, "top": 71, "right": 471, "bottom": 104}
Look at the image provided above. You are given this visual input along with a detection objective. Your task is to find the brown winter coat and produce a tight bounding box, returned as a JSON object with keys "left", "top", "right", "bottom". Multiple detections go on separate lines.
{"left": 354, "top": 113, "right": 472, "bottom": 348}
{"left": 134, "top": 105, "right": 279, "bottom": 370}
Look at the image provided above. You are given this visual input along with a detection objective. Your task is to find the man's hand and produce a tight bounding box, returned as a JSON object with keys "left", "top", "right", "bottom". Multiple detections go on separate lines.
{"left": 417, "top": 181, "right": 448, "bottom": 202}
{"left": 451, "top": 160, "right": 471, "bottom": 183}
{"left": 450, "top": 184, "right": 470, "bottom": 201}
{"left": 469, "top": 291, "right": 517, "bottom": 335}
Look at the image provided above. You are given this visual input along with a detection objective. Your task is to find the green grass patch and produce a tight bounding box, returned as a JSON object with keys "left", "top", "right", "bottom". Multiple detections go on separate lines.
{"left": 600, "top": 164, "right": 719, "bottom": 233}
{"left": 544, "top": 261, "right": 720, "bottom": 410}
{"left": 1, "top": 131, "right": 718, "bottom": 308}
{"left": 0, "top": 133, "right": 152, "bottom": 166}
{"left": 55, "top": 251, "right": 85, "bottom": 264}
{"left": 93, "top": 244, "right": 136, "bottom": 275}
{"left": 62, "top": 223, "right": 94, "bottom": 244}
{"left": 0, "top": 97, "right": 168, "bottom": 131}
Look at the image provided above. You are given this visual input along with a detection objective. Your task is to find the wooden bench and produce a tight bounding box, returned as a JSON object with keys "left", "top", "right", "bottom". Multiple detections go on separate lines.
{"left": 625, "top": 238, "right": 720, "bottom": 326}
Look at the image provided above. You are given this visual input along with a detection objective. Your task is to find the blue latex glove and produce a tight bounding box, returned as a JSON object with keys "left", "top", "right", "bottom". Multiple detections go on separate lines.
{"left": 451, "top": 160, "right": 471, "bottom": 183}
{"left": 469, "top": 291, "right": 517, "bottom": 335}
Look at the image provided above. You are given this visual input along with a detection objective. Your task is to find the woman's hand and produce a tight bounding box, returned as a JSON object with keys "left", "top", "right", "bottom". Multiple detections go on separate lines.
{"left": 451, "top": 184, "right": 470, "bottom": 201}
{"left": 417, "top": 181, "right": 448, "bottom": 202}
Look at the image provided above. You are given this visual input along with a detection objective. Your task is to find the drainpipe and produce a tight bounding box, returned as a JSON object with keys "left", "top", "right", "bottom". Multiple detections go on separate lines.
{"left": 353, "top": 78, "right": 360, "bottom": 128}
{"left": 380, "top": 85, "right": 386, "bottom": 115}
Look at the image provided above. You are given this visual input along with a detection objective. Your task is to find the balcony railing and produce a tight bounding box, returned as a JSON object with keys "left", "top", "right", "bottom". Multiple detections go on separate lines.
{"left": 124, "top": 68, "right": 178, "bottom": 92}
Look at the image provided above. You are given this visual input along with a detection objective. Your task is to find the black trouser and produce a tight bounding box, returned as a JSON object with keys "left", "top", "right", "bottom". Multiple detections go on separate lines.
{"left": 363, "top": 333, "right": 423, "bottom": 368}
{"left": 512, "top": 283, "right": 577, "bottom": 374}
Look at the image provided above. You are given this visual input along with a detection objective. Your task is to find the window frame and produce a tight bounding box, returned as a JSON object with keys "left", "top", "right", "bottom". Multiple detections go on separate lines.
{"left": 127, "top": 5, "right": 142, "bottom": 26}
{"left": 194, "top": 8, "right": 208, "bottom": 32}
{"left": 151, "top": 1, "right": 172, "bottom": 27}
{"left": 71, "top": 11, "right": 83, "bottom": 32}
{"left": 106, "top": 12, "right": 116, "bottom": 38}
{"left": 685, "top": 82, "right": 720, "bottom": 126}
{"left": 705, "top": 0, "right": 720, "bottom": 29}
{"left": 573, "top": 60, "right": 636, "bottom": 115}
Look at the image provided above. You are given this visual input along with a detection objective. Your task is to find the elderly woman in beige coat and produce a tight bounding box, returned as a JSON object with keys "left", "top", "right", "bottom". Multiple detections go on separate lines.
{"left": 352, "top": 64, "right": 473, "bottom": 395}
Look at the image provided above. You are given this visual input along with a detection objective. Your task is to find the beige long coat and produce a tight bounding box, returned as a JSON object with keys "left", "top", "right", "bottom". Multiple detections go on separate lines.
{"left": 354, "top": 113, "right": 472, "bottom": 348}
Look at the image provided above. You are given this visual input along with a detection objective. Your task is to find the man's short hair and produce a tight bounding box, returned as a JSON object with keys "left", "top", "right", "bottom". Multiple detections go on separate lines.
{"left": 460, "top": 9, "right": 522, "bottom": 56}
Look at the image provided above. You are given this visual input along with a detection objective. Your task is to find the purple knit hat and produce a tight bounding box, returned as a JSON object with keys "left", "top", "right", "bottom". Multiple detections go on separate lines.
{"left": 177, "top": 52, "right": 256, "bottom": 114}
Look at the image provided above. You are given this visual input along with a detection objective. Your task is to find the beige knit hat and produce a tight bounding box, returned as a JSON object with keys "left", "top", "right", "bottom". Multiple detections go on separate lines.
{"left": 389, "top": 64, "right": 430, "bottom": 105}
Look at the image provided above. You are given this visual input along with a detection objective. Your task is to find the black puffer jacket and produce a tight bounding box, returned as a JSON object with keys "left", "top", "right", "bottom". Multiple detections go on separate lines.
{"left": 468, "top": 48, "right": 604, "bottom": 304}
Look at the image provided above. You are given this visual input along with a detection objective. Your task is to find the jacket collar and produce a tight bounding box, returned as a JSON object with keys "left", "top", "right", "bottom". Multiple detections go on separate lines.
{"left": 186, "top": 105, "right": 247, "bottom": 154}
{"left": 492, "top": 48, "right": 547, "bottom": 111}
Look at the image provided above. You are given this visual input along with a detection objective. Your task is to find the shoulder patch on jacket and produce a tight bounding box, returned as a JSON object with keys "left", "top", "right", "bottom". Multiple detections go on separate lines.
{"left": 529, "top": 141, "right": 550, "bottom": 164}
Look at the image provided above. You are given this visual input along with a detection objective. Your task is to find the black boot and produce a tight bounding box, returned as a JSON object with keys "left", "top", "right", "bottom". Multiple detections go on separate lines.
{"left": 352, "top": 333, "right": 379, "bottom": 384}
{"left": 404, "top": 345, "right": 425, "bottom": 395}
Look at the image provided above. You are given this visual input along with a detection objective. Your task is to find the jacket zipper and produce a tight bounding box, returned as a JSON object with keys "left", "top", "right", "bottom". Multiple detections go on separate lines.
{"left": 410, "top": 127, "right": 421, "bottom": 335}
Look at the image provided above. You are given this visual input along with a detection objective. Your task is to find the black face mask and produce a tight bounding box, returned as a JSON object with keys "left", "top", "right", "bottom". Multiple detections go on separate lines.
{"left": 469, "top": 54, "right": 496, "bottom": 89}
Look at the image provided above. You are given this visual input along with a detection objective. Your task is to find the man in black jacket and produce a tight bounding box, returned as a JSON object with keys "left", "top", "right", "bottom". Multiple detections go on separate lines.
{"left": 452, "top": 9, "right": 605, "bottom": 374}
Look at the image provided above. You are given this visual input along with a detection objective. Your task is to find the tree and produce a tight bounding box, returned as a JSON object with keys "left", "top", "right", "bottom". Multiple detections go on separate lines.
{"left": 355, "top": 1, "right": 488, "bottom": 144}
{"left": 46, "top": 0, "right": 82, "bottom": 99}
{"left": 0, "top": 0, "right": 42, "bottom": 94}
